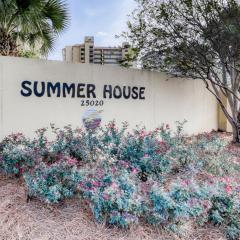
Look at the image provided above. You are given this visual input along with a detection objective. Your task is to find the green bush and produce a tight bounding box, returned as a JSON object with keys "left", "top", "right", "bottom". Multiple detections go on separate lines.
{"left": 0, "top": 133, "right": 36, "bottom": 175}
{"left": 0, "top": 122, "right": 239, "bottom": 239}
{"left": 24, "top": 159, "right": 82, "bottom": 203}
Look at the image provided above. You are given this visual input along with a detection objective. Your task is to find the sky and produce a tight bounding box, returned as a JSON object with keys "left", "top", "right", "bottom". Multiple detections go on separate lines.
{"left": 48, "top": 0, "right": 136, "bottom": 60}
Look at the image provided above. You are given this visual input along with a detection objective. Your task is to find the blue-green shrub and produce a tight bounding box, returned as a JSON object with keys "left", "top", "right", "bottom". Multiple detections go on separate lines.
{"left": 0, "top": 133, "right": 36, "bottom": 175}
{"left": 24, "top": 159, "right": 83, "bottom": 203}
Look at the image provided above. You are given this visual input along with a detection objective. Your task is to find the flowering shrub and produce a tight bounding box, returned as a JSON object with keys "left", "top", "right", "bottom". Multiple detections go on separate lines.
{"left": 142, "top": 179, "right": 211, "bottom": 228}
{"left": 146, "top": 186, "right": 175, "bottom": 225}
{"left": 38, "top": 125, "right": 94, "bottom": 163}
{"left": 79, "top": 168, "right": 143, "bottom": 228}
{"left": 0, "top": 122, "right": 239, "bottom": 239}
{"left": 100, "top": 121, "right": 128, "bottom": 157}
{"left": 190, "top": 133, "right": 232, "bottom": 176}
{"left": 24, "top": 158, "right": 82, "bottom": 203}
{"left": 100, "top": 123, "right": 173, "bottom": 180}
{"left": 0, "top": 133, "right": 36, "bottom": 175}
{"left": 72, "top": 154, "right": 144, "bottom": 228}
{"left": 208, "top": 177, "right": 240, "bottom": 240}
{"left": 118, "top": 127, "right": 171, "bottom": 180}
{"left": 143, "top": 178, "right": 240, "bottom": 239}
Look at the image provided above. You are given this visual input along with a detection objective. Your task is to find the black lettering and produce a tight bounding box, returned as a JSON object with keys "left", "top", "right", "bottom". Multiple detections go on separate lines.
{"left": 113, "top": 86, "right": 122, "bottom": 99}
{"left": 47, "top": 82, "right": 60, "bottom": 97}
{"left": 77, "top": 83, "right": 85, "bottom": 98}
{"left": 63, "top": 83, "right": 75, "bottom": 98}
{"left": 132, "top": 86, "right": 139, "bottom": 99}
{"left": 123, "top": 86, "right": 131, "bottom": 99}
{"left": 139, "top": 87, "right": 145, "bottom": 100}
{"left": 21, "top": 81, "right": 32, "bottom": 97}
{"left": 34, "top": 81, "right": 45, "bottom": 97}
{"left": 103, "top": 85, "right": 112, "bottom": 99}
{"left": 87, "top": 84, "right": 96, "bottom": 98}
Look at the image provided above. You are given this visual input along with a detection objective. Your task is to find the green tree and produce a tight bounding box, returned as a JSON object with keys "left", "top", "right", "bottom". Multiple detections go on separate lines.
{"left": 0, "top": 0, "right": 69, "bottom": 56}
{"left": 125, "top": 0, "right": 240, "bottom": 143}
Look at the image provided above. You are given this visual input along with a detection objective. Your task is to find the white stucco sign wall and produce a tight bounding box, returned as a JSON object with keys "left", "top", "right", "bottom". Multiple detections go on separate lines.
{"left": 0, "top": 56, "right": 218, "bottom": 138}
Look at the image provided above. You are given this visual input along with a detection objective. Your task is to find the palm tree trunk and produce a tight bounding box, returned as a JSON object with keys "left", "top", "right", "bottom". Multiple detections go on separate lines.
{"left": 0, "top": 31, "right": 19, "bottom": 56}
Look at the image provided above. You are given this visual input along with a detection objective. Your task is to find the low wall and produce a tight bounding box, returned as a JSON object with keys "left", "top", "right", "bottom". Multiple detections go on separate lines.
{"left": 0, "top": 56, "right": 218, "bottom": 138}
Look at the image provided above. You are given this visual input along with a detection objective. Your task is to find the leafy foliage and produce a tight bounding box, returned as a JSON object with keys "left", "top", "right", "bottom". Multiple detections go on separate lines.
{"left": 208, "top": 178, "right": 240, "bottom": 240}
{"left": 0, "top": 133, "right": 35, "bottom": 175}
{"left": 80, "top": 168, "right": 142, "bottom": 228}
{"left": 0, "top": 0, "right": 69, "bottom": 56}
{"left": 0, "top": 122, "right": 239, "bottom": 239}
{"left": 125, "top": 0, "right": 240, "bottom": 143}
{"left": 24, "top": 159, "right": 82, "bottom": 203}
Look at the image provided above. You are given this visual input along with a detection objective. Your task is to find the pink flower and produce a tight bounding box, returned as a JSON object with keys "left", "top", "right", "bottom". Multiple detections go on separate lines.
{"left": 202, "top": 200, "right": 211, "bottom": 209}
{"left": 92, "top": 181, "right": 101, "bottom": 187}
{"left": 103, "top": 193, "right": 110, "bottom": 200}
{"left": 189, "top": 198, "right": 198, "bottom": 207}
{"left": 111, "top": 183, "right": 118, "bottom": 189}
{"left": 120, "top": 161, "right": 129, "bottom": 168}
{"left": 142, "top": 130, "right": 147, "bottom": 135}
{"left": 67, "top": 157, "right": 78, "bottom": 166}
{"left": 140, "top": 130, "right": 147, "bottom": 139}
{"left": 226, "top": 185, "right": 232, "bottom": 194}
{"left": 111, "top": 167, "right": 118, "bottom": 173}
{"left": 225, "top": 177, "right": 231, "bottom": 184}
{"left": 132, "top": 168, "right": 139, "bottom": 174}
{"left": 144, "top": 153, "right": 149, "bottom": 158}
{"left": 79, "top": 182, "right": 85, "bottom": 188}
{"left": 182, "top": 179, "right": 191, "bottom": 186}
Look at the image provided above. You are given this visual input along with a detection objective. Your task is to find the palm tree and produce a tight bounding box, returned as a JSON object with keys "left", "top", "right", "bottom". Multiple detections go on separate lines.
{"left": 0, "top": 0, "right": 69, "bottom": 57}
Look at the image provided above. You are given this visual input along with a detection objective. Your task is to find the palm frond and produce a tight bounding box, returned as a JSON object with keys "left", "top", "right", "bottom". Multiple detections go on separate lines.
{"left": 0, "top": 0, "right": 69, "bottom": 56}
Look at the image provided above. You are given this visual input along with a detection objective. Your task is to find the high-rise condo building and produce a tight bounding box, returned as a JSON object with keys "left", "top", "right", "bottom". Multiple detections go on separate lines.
{"left": 62, "top": 36, "right": 130, "bottom": 65}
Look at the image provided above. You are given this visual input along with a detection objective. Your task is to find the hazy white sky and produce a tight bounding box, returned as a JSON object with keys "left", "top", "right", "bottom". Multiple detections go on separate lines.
{"left": 48, "top": 0, "right": 136, "bottom": 60}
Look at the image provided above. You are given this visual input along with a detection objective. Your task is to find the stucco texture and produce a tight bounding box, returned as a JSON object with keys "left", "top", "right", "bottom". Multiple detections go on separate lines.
{"left": 0, "top": 56, "right": 218, "bottom": 138}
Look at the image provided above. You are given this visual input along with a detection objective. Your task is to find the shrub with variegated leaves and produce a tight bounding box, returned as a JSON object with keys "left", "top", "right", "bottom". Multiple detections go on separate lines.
{"left": 0, "top": 121, "right": 239, "bottom": 239}
{"left": 0, "top": 133, "right": 36, "bottom": 175}
{"left": 24, "top": 156, "right": 82, "bottom": 203}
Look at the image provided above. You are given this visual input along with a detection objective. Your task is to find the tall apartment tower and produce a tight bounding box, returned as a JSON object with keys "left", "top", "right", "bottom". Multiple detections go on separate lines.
{"left": 62, "top": 36, "right": 130, "bottom": 65}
